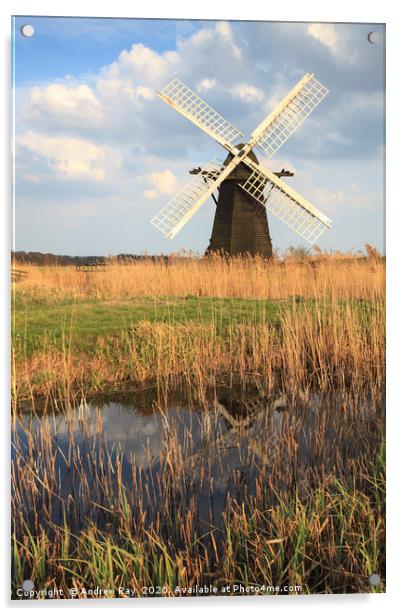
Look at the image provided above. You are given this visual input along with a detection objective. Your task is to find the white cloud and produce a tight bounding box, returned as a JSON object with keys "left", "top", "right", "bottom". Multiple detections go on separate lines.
{"left": 197, "top": 78, "right": 216, "bottom": 92}
{"left": 19, "top": 21, "right": 248, "bottom": 152}
{"left": 144, "top": 169, "right": 177, "bottom": 199}
{"left": 307, "top": 24, "right": 338, "bottom": 52}
{"left": 18, "top": 131, "right": 121, "bottom": 181}
{"left": 189, "top": 28, "right": 213, "bottom": 46}
{"left": 307, "top": 23, "right": 357, "bottom": 65}
{"left": 107, "top": 43, "right": 179, "bottom": 82}
{"left": 27, "top": 83, "right": 104, "bottom": 125}
{"left": 143, "top": 189, "right": 157, "bottom": 199}
{"left": 96, "top": 78, "right": 155, "bottom": 107}
{"left": 215, "top": 22, "right": 242, "bottom": 60}
{"left": 230, "top": 83, "right": 264, "bottom": 103}
{"left": 177, "top": 21, "right": 242, "bottom": 62}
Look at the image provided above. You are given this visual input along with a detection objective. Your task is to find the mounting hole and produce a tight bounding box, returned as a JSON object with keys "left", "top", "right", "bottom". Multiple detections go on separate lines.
{"left": 368, "top": 573, "right": 381, "bottom": 586}
{"left": 22, "top": 579, "right": 35, "bottom": 592}
{"left": 20, "top": 24, "right": 35, "bottom": 37}
{"left": 367, "top": 31, "right": 380, "bottom": 44}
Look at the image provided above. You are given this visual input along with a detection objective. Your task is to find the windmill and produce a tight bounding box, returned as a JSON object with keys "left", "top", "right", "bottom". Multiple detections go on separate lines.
{"left": 151, "top": 73, "right": 331, "bottom": 256}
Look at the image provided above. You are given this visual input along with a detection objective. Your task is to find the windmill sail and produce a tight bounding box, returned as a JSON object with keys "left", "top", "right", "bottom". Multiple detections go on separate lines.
{"left": 251, "top": 73, "right": 329, "bottom": 160}
{"left": 240, "top": 162, "right": 331, "bottom": 244}
{"left": 151, "top": 159, "right": 226, "bottom": 239}
{"left": 153, "top": 73, "right": 332, "bottom": 247}
{"left": 158, "top": 79, "right": 244, "bottom": 150}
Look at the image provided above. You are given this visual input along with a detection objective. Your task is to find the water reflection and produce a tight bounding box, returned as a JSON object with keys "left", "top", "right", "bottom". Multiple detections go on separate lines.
{"left": 13, "top": 387, "right": 384, "bottom": 532}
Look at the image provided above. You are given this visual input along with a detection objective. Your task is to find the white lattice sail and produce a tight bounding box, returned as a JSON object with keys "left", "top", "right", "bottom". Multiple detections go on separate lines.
{"left": 240, "top": 163, "right": 332, "bottom": 244}
{"left": 151, "top": 159, "right": 225, "bottom": 239}
{"left": 158, "top": 79, "right": 244, "bottom": 149}
{"left": 252, "top": 74, "right": 329, "bottom": 160}
{"left": 153, "top": 73, "right": 332, "bottom": 244}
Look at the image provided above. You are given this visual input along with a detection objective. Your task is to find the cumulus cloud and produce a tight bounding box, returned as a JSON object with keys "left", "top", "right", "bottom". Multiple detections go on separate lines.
{"left": 17, "top": 131, "right": 121, "bottom": 181}
{"left": 96, "top": 79, "right": 155, "bottom": 107}
{"left": 229, "top": 83, "right": 264, "bottom": 103}
{"left": 307, "top": 23, "right": 358, "bottom": 65}
{"left": 215, "top": 21, "right": 242, "bottom": 60}
{"left": 26, "top": 83, "right": 104, "bottom": 127}
{"left": 144, "top": 169, "right": 177, "bottom": 199}
{"left": 197, "top": 78, "right": 216, "bottom": 92}
{"left": 14, "top": 19, "right": 385, "bottom": 254}
{"left": 308, "top": 24, "right": 338, "bottom": 53}
{"left": 20, "top": 21, "right": 248, "bottom": 149}
{"left": 106, "top": 43, "right": 178, "bottom": 82}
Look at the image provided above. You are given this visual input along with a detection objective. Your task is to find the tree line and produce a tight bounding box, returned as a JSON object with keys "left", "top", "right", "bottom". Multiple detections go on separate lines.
{"left": 11, "top": 251, "right": 170, "bottom": 266}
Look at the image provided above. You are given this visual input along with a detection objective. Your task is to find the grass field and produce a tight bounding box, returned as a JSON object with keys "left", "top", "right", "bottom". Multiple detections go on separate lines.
{"left": 11, "top": 252, "right": 386, "bottom": 596}
{"left": 12, "top": 253, "right": 384, "bottom": 402}
{"left": 14, "top": 296, "right": 285, "bottom": 352}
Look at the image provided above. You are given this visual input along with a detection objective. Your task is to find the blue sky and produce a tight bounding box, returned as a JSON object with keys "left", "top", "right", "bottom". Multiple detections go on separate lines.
{"left": 12, "top": 17, "right": 385, "bottom": 255}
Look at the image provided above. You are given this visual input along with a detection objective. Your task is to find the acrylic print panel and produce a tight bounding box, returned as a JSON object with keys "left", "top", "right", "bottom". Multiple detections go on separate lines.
{"left": 11, "top": 16, "right": 385, "bottom": 599}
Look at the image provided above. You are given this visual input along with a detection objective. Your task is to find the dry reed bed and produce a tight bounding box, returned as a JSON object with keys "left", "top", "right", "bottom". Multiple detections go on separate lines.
{"left": 14, "top": 297, "right": 385, "bottom": 405}
{"left": 12, "top": 256, "right": 385, "bottom": 404}
{"left": 14, "top": 255, "right": 384, "bottom": 302}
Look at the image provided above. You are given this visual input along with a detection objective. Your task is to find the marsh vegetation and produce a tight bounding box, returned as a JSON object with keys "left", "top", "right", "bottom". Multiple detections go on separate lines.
{"left": 11, "top": 251, "right": 385, "bottom": 597}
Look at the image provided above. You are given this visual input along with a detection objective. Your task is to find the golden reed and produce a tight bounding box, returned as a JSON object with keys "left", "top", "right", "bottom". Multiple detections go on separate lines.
{"left": 13, "top": 252, "right": 384, "bottom": 303}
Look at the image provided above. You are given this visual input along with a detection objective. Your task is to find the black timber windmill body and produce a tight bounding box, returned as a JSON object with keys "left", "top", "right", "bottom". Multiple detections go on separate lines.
{"left": 206, "top": 146, "right": 295, "bottom": 258}
{"left": 207, "top": 146, "right": 272, "bottom": 257}
{"left": 151, "top": 75, "right": 332, "bottom": 255}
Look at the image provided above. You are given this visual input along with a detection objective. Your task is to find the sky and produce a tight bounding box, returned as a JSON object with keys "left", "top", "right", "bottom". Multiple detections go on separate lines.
{"left": 12, "top": 17, "right": 385, "bottom": 256}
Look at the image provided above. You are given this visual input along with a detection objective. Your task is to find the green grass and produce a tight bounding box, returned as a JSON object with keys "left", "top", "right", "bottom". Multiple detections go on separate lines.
{"left": 13, "top": 295, "right": 288, "bottom": 356}
{"left": 13, "top": 293, "right": 378, "bottom": 358}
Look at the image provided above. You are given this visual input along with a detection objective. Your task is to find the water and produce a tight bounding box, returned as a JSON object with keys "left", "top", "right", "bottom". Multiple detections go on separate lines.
{"left": 13, "top": 387, "right": 384, "bottom": 535}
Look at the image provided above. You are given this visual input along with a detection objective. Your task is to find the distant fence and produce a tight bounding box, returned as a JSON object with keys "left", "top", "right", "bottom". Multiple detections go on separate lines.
{"left": 75, "top": 262, "right": 107, "bottom": 273}
{"left": 11, "top": 268, "right": 28, "bottom": 283}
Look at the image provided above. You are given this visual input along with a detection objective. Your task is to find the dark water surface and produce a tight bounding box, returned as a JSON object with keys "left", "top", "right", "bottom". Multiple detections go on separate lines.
{"left": 13, "top": 387, "right": 384, "bottom": 534}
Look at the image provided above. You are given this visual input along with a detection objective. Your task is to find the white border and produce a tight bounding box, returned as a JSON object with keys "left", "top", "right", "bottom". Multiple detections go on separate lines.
{"left": 1, "top": 1, "right": 400, "bottom": 613}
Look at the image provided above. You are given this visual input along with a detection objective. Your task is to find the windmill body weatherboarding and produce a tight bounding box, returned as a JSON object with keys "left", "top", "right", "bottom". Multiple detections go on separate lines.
{"left": 151, "top": 73, "right": 332, "bottom": 255}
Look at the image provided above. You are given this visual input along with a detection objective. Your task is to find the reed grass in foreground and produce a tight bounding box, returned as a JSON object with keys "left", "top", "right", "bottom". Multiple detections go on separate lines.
{"left": 11, "top": 254, "right": 386, "bottom": 597}
{"left": 12, "top": 388, "right": 385, "bottom": 597}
